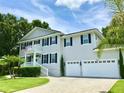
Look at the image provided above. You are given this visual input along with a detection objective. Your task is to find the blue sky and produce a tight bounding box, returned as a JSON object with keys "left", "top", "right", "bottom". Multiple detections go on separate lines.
{"left": 0, "top": 0, "right": 112, "bottom": 33}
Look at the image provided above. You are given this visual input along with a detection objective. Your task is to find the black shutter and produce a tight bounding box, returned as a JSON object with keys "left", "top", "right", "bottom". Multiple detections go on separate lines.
{"left": 47, "top": 54, "right": 48, "bottom": 63}
{"left": 70, "top": 37, "right": 72, "bottom": 46}
{"left": 38, "top": 40, "right": 40, "bottom": 44}
{"left": 50, "top": 54, "right": 51, "bottom": 63}
{"left": 88, "top": 34, "right": 91, "bottom": 43}
{"left": 50, "top": 37, "right": 52, "bottom": 45}
{"left": 64, "top": 39, "right": 66, "bottom": 47}
{"left": 81, "top": 35, "right": 83, "bottom": 44}
{"left": 55, "top": 36, "right": 57, "bottom": 44}
{"left": 47, "top": 38, "right": 49, "bottom": 45}
{"left": 55, "top": 53, "right": 57, "bottom": 63}
{"left": 42, "top": 39, "right": 44, "bottom": 46}
{"left": 42, "top": 55, "right": 43, "bottom": 64}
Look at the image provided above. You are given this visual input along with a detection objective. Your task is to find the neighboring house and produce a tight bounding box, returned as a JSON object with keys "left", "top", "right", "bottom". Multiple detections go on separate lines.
{"left": 19, "top": 27, "right": 120, "bottom": 78}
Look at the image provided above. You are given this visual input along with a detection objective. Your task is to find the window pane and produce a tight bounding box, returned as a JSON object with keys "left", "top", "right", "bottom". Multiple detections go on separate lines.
{"left": 50, "top": 53, "right": 57, "bottom": 63}
{"left": 52, "top": 37, "right": 56, "bottom": 44}
{"left": 83, "top": 34, "right": 89, "bottom": 44}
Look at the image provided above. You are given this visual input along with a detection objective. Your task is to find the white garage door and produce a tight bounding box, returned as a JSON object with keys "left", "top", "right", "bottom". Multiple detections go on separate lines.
{"left": 65, "top": 59, "right": 119, "bottom": 78}
{"left": 66, "top": 62, "right": 81, "bottom": 76}
{"left": 82, "top": 59, "right": 119, "bottom": 78}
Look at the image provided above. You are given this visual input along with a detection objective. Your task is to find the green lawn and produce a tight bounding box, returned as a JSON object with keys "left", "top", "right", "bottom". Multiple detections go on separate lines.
{"left": 0, "top": 76, "right": 49, "bottom": 93}
{"left": 108, "top": 80, "right": 124, "bottom": 93}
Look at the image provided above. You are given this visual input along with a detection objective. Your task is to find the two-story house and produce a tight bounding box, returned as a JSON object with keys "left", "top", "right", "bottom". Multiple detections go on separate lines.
{"left": 19, "top": 27, "right": 120, "bottom": 78}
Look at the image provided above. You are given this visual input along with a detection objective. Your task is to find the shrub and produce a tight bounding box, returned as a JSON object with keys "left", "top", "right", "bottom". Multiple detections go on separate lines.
{"left": 0, "top": 64, "right": 8, "bottom": 76}
{"left": 15, "top": 67, "right": 41, "bottom": 77}
{"left": 118, "top": 48, "right": 124, "bottom": 79}
{"left": 60, "top": 55, "right": 65, "bottom": 76}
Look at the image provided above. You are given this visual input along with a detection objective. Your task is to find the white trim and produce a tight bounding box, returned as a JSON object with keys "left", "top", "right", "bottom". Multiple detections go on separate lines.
{"left": 18, "top": 33, "right": 61, "bottom": 43}
{"left": 94, "top": 48, "right": 120, "bottom": 51}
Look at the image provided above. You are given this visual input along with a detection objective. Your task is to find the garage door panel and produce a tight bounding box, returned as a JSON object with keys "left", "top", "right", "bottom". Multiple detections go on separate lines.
{"left": 66, "top": 62, "right": 80, "bottom": 76}
{"left": 82, "top": 60, "right": 119, "bottom": 78}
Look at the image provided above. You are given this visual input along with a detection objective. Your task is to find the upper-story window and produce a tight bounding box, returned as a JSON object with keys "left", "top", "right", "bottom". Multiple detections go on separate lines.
{"left": 81, "top": 34, "right": 91, "bottom": 44}
{"left": 34, "top": 40, "right": 40, "bottom": 45}
{"left": 42, "top": 38, "right": 49, "bottom": 46}
{"left": 50, "top": 53, "right": 57, "bottom": 63}
{"left": 27, "top": 41, "right": 32, "bottom": 46}
{"left": 21, "top": 41, "right": 32, "bottom": 50}
{"left": 21, "top": 43, "right": 26, "bottom": 49}
{"left": 50, "top": 36, "right": 57, "bottom": 45}
{"left": 64, "top": 37, "right": 72, "bottom": 47}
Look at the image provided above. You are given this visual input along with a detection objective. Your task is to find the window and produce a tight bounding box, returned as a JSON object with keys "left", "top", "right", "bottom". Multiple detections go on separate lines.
{"left": 26, "top": 41, "right": 32, "bottom": 46}
{"left": 83, "top": 34, "right": 89, "bottom": 43}
{"left": 34, "top": 40, "right": 40, "bottom": 45}
{"left": 81, "top": 34, "right": 91, "bottom": 44}
{"left": 50, "top": 36, "right": 57, "bottom": 45}
{"left": 21, "top": 41, "right": 33, "bottom": 50}
{"left": 64, "top": 37, "right": 72, "bottom": 47}
{"left": 50, "top": 53, "right": 57, "bottom": 63}
{"left": 21, "top": 43, "right": 25, "bottom": 49}
{"left": 27, "top": 55, "right": 33, "bottom": 62}
{"left": 42, "top": 54, "right": 48, "bottom": 64}
{"left": 107, "top": 60, "right": 110, "bottom": 63}
{"left": 112, "top": 60, "right": 115, "bottom": 63}
{"left": 99, "top": 61, "right": 102, "bottom": 63}
{"left": 42, "top": 38, "right": 49, "bottom": 46}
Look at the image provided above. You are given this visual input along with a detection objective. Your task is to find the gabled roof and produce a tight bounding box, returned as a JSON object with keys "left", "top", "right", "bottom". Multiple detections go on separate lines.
{"left": 20, "top": 27, "right": 63, "bottom": 41}
{"left": 62, "top": 28, "right": 104, "bottom": 39}
{"left": 19, "top": 27, "right": 103, "bottom": 43}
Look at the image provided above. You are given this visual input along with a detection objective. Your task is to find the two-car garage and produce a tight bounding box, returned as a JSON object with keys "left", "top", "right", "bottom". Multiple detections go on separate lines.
{"left": 65, "top": 59, "right": 120, "bottom": 78}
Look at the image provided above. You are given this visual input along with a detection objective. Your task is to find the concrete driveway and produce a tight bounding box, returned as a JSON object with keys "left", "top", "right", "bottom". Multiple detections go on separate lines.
{"left": 15, "top": 77, "right": 117, "bottom": 93}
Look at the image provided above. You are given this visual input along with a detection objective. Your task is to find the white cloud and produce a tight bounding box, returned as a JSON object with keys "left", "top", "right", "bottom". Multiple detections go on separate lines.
{"left": 0, "top": 5, "right": 77, "bottom": 33}
{"left": 55, "top": 0, "right": 102, "bottom": 10}
{"left": 31, "top": 0, "right": 54, "bottom": 16}
{"left": 0, "top": 0, "right": 110, "bottom": 33}
{"left": 71, "top": 6, "right": 111, "bottom": 29}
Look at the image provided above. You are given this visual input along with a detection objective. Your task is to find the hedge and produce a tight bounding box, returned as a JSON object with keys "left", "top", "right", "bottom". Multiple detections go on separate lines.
{"left": 0, "top": 65, "right": 8, "bottom": 76}
{"left": 15, "top": 66, "right": 41, "bottom": 77}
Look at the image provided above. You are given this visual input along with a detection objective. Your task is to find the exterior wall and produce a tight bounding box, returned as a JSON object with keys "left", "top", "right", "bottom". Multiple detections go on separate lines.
{"left": 19, "top": 28, "right": 121, "bottom": 78}
{"left": 41, "top": 34, "right": 61, "bottom": 76}
{"left": 19, "top": 33, "right": 62, "bottom": 76}
{"left": 62, "top": 32, "right": 97, "bottom": 61}
{"left": 62, "top": 32, "right": 120, "bottom": 78}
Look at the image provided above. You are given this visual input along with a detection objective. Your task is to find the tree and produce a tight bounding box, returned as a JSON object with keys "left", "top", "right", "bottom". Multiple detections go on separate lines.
{"left": 0, "top": 13, "right": 50, "bottom": 57}
{"left": 2, "top": 55, "right": 24, "bottom": 79}
{"left": 41, "top": 21, "right": 50, "bottom": 29}
{"left": 31, "top": 19, "right": 50, "bottom": 29}
{"left": 105, "top": 0, "right": 124, "bottom": 13}
{"left": 100, "top": 0, "right": 124, "bottom": 50}
{"left": 60, "top": 55, "right": 65, "bottom": 76}
{"left": 32, "top": 19, "right": 42, "bottom": 28}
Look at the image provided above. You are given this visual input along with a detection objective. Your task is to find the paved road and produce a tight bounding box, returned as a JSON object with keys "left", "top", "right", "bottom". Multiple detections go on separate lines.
{"left": 15, "top": 77, "right": 117, "bottom": 93}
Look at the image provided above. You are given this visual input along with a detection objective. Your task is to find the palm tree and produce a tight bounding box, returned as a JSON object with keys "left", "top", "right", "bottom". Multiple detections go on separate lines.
{"left": 98, "top": 0, "right": 124, "bottom": 56}
{"left": 97, "top": 0, "right": 124, "bottom": 78}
